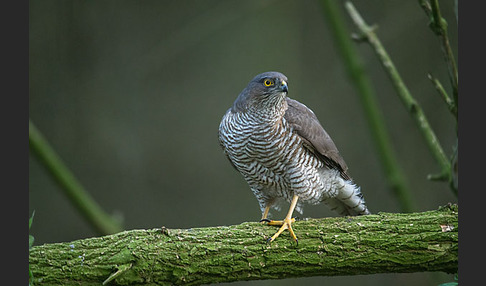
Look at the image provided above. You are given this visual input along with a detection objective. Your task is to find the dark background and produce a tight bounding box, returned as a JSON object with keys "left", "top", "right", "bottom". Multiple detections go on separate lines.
{"left": 29, "top": 0, "right": 458, "bottom": 285}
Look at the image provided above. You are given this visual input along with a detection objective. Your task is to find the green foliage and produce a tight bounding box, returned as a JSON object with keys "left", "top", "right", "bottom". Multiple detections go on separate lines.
{"left": 29, "top": 210, "right": 35, "bottom": 230}
{"left": 29, "top": 210, "right": 35, "bottom": 248}
{"left": 438, "top": 273, "right": 458, "bottom": 286}
{"left": 29, "top": 210, "right": 36, "bottom": 286}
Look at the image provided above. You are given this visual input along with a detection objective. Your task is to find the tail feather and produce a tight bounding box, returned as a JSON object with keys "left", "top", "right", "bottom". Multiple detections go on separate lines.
{"left": 324, "top": 181, "right": 370, "bottom": 216}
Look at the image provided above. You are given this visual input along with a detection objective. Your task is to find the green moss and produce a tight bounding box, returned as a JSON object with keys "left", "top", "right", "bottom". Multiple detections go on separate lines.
{"left": 29, "top": 206, "right": 458, "bottom": 285}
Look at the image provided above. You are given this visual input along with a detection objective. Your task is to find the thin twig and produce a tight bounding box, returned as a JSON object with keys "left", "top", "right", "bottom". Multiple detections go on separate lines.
{"left": 103, "top": 263, "right": 133, "bottom": 285}
{"left": 318, "top": 0, "right": 415, "bottom": 212}
{"left": 427, "top": 73, "right": 457, "bottom": 119}
{"left": 419, "top": 0, "right": 458, "bottom": 109}
{"left": 29, "top": 119, "right": 123, "bottom": 235}
{"left": 344, "top": 2, "right": 453, "bottom": 191}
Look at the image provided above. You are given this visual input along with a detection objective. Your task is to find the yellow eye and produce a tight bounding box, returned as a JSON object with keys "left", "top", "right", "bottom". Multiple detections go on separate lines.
{"left": 263, "top": 79, "right": 274, "bottom": 87}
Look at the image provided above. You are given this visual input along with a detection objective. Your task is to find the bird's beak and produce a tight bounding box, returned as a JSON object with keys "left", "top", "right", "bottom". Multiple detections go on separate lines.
{"left": 280, "top": 80, "right": 288, "bottom": 93}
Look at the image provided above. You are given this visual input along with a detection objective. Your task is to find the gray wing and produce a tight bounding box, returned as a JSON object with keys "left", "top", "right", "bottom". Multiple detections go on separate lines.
{"left": 284, "top": 98, "right": 351, "bottom": 180}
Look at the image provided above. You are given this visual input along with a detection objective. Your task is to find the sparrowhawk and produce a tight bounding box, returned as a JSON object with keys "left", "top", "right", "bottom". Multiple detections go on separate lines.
{"left": 218, "top": 71, "right": 370, "bottom": 243}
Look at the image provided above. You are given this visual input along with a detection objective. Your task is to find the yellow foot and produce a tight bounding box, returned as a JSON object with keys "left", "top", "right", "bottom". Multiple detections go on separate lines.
{"left": 265, "top": 217, "right": 298, "bottom": 244}
{"left": 263, "top": 218, "right": 295, "bottom": 226}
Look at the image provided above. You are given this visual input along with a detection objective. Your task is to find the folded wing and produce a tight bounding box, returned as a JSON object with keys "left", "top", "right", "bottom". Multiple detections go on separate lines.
{"left": 284, "top": 98, "right": 351, "bottom": 180}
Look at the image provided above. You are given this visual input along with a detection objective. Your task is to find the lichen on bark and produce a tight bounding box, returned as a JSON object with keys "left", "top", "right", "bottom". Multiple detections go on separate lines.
{"left": 29, "top": 204, "right": 458, "bottom": 285}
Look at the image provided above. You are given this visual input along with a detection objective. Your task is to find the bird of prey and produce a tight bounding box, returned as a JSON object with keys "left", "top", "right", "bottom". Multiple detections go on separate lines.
{"left": 218, "top": 71, "right": 370, "bottom": 243}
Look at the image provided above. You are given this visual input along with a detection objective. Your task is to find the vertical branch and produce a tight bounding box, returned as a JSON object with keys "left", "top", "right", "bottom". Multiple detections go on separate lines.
{"left": 344, "top": 2, "right": 455, "bottom": 195}
{"left": 419, "top": 0, "right": 458, "bottom": 110}
{"left": 318, "top": 0, "right": 415, "bottom": 212}
{"left": 29, "top": 119, "right": 123, "bottom": 235}
{"left": 430, "top": 0, "right": 458, "bottom": 106}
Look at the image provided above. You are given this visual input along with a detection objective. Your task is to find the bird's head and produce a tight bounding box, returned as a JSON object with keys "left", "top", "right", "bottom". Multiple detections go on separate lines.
{"left": 233, "top": 71, "right": 289, "bottom": 114}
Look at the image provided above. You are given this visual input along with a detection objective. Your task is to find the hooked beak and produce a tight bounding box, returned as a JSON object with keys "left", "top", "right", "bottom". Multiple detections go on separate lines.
{"left": 280, "top": 80, "right": 288, "bottom": 93}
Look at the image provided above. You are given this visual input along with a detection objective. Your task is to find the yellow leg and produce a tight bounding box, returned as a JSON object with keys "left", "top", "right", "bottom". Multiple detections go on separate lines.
{"left": 260, "top": 206, "right": 270, "bottom": 222}
{"left": 266, "top": 195, "right": 299, "bottom": 243}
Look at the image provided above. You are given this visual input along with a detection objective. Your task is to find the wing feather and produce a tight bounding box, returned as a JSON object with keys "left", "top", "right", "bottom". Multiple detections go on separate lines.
{"left": 284, "top": 98, "right": 351, "bottom": 180}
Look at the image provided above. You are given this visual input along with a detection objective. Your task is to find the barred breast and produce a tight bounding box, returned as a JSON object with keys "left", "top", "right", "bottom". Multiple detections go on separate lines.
{"left": 219, "top": 107, "right": 368, "bottom": 216}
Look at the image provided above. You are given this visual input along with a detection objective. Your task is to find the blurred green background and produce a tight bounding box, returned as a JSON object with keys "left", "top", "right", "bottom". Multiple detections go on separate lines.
{"left": 29, "top": 0, "right": 457, "bottom": 285}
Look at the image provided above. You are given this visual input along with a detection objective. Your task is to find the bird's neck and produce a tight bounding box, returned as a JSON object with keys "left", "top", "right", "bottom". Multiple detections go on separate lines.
{"left": 248, "top": 96, "right": 288, "bottom": 125}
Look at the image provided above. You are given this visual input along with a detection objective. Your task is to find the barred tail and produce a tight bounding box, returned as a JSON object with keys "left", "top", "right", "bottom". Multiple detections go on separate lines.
{"left": 324, "top": 181, "right": 370, "bottom": 216}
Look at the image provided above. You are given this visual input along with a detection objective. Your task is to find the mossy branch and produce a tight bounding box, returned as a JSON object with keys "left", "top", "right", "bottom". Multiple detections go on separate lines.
{"left": 29, "top": 205, "right": 458, "bottom": 285}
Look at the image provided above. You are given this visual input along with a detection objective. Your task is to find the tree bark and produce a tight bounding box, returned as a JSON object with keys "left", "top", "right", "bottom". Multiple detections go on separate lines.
{"left": 29, "top": 204, "right": 458, "bottom": 285}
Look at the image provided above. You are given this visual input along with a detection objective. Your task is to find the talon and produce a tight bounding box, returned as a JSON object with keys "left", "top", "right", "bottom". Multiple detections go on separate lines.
{"left": 260, "top": 218, "right": 271, "bottom": 223}
{"left": 268, "top": 217, "right": 297, "bottom": 242}
{"left": 265, "top": 217, "right": 295, "bottom": 226}
{"left": 263, "top": 195, "right": 300, "bottom": 244}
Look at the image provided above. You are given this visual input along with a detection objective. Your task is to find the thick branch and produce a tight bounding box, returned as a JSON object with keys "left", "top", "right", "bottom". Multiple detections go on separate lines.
{"left": 29, "top": 205, "right": 458, "bottom": 285}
